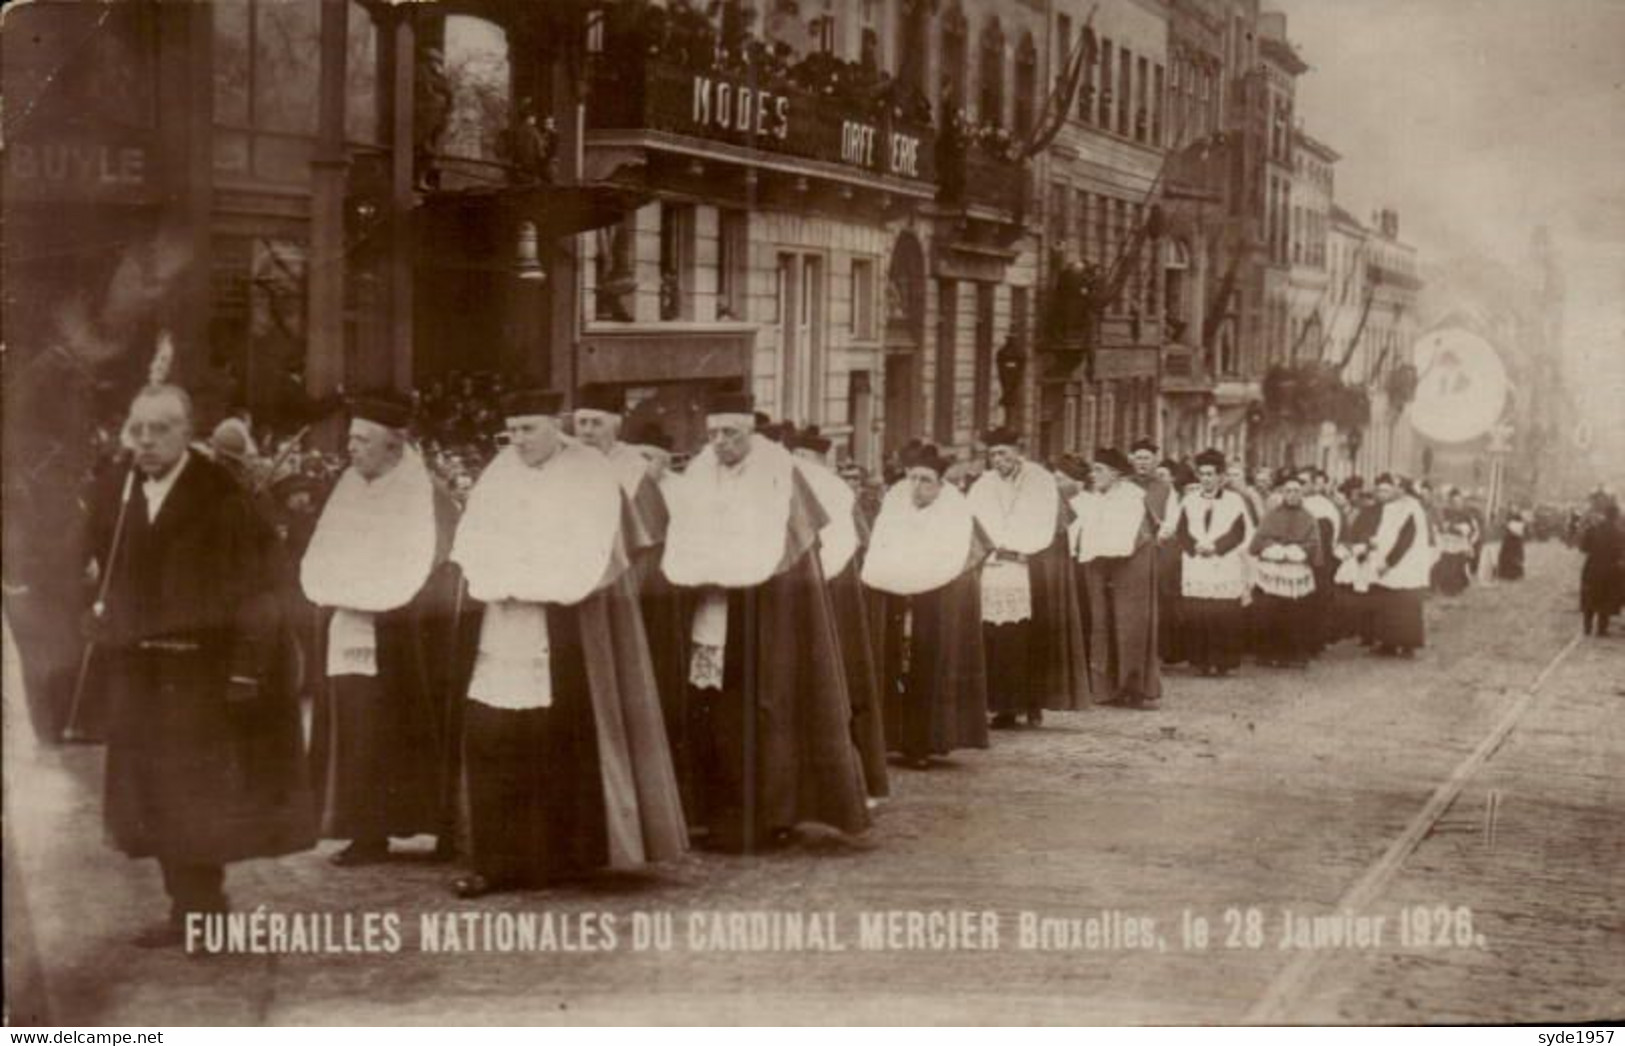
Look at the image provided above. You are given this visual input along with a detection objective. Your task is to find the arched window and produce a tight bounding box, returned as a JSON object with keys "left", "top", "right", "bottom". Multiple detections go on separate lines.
{"left": 977, "top": 17, "right": 1004, "bottom": 128}
{"left": 897, "top": 0, "right": 931, "bottom": 98}
{"left": 1013, "top": 32, "right": 1037, "bottom": 139}
{"left": 939, "top": 4, "right": 967, "bottom": 113}
{"left": 439, "top": 15, "right": 512, "bottom": 167}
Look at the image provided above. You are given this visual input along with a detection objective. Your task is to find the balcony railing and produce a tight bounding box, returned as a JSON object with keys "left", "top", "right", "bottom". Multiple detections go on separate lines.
{"left": 587, "top": 56, "right": 936, "bottom": 188}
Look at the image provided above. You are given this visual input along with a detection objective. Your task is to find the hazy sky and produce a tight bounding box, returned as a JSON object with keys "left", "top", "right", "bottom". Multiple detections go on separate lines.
{"left": 1276, "top": 0, "right": 1625, "bottom": 263}
{"left": 1274, "top": 0, "right": 1625, "bottom": 399}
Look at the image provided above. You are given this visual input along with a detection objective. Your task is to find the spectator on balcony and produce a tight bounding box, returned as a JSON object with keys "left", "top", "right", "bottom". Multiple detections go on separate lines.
{"left": 787, "top": 425, "right": 888, "bottom": 801}
{"left": 572, "top": 388, "right": 691, "bottom": 817}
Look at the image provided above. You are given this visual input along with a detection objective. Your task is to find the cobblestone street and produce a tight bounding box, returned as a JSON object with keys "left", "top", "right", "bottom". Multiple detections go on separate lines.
{"left": 6, "top": 542, "right": 1621, "bottom": 1025}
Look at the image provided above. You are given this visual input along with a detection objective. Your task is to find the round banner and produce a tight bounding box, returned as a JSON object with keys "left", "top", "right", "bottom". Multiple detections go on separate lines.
{"left": 1409, "top": 327, "right": 1509, "bottom": 444}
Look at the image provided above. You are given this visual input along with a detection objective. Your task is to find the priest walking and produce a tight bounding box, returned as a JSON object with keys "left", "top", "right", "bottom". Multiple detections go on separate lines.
{"left": 968, "top": 428, "right": 1081, "bottom": 727}
{"left": 862, "top": 442, "right": 991, "bottom": 767}
{"left": 1175, "top": 450, "right": 1253, "bottom": 677}
{"left": 1071, "top": 448, "right": 1162, "bottom": 708}
{"left": 448, "top": 389, "right": 686, "bottom": 896}
{"left": 1248, "top": 473, "right": 1323, "bottom": 668}
{"left": 88, "top": 383, "right": 313, "bottom": 946}
{"left": 301, "top": 395, "right": 460, "bottom": 865}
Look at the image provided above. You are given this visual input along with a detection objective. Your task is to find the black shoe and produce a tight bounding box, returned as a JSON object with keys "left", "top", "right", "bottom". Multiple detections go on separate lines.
{"left": 451, "top": 874, "right": 496, "bottom": 899}
{"left": 909, "top": 756, "right": 933, "bottom": 770}
{"left": 330, "top": 840, "right": 390, "bottom": 867}
{"left": 989, "top": 712, "right": 1018, "bottom": 729}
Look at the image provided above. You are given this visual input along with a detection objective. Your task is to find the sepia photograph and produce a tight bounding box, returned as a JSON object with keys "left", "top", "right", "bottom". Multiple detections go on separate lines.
{"left": 2, "top": 0, "right": 1622, "bottom": 1030}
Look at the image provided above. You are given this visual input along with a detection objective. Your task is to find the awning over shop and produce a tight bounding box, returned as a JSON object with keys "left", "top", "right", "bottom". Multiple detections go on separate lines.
{"left": 417, "top": 182, "right": 650, "bottom": 241}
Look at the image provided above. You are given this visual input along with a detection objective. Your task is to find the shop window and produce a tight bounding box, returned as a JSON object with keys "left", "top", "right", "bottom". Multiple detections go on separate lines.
{"left": 253, "top": 0, "right": 320, "bottom": 135}
{"left": 593, "top": 218, "right": 635, "bottom": 322}
{"left": 851, "top": 258, "right": 877, "bottom": 340}
{"left": 716, "top": 209, "right": 748, "bottom": 321}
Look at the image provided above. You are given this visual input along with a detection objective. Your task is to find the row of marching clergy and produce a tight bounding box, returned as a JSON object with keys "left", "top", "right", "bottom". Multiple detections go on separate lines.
{"left": 86, "top": 378, "right": 1438, "bottom": 948}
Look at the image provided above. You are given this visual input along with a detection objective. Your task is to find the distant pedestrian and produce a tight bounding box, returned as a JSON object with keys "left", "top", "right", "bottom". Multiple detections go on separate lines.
{"left": 1578, "top": 494, "right": 1623, "bottom": 637}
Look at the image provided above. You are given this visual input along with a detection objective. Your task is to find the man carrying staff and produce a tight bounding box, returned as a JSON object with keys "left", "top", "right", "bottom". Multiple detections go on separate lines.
{"left": 1368, "top": 473, "right": 1434, "bottom": 657}
{"left": 968, "top": 428, "right": 1082, "bottom": 727}
{"left": 862, "top": 442, "right": 991, "bottom": 767}
{"left": 662, "top": 391, "right": 869, "bottom": 851}
{"left": 301, "top": 394, "right": 460, "bottom": 865}
{"left": 87, "top": 382, "right": 313, "bottom": 946}
{"left": 1071, "top": 448, "right": 1162, "bottom": 708}
{"left": 1175, "top": 449, "right": 1253, "bottom": 677}
{"left": 448, "top": 389, "right": 685, "bottom": 897}
{"left": 788, "top": 425, "right": 888, "bottom": 801}
{"left": 1248, "top": 473, "right": 1323, "bottom": 668}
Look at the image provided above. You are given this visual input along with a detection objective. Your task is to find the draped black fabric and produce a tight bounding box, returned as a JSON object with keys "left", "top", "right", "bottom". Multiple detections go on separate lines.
{"left": 462, "top": 604, "right": 608, "bottom": 886}
{"left": 1367, "top": 587, "right": 1426, "bottom": 650}
{"left": 1496, "top": 531, "right": 1525, "bottom": 581}
{"left": 829, "top": 564, "right": 890, "bottom": 798}
{"left": 880, "top": 570, "right": 990, "bottom": 761}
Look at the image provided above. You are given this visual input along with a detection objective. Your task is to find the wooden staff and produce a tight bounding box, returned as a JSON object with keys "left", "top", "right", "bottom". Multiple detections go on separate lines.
{"left": 63, "top": 469, "right": 135, "bottom": 743}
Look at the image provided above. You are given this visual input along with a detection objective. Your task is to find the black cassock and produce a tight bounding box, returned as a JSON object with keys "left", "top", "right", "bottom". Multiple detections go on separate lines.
{"left": 308, "top": 485, "right": 462, "bottom": 846}
{"left": 87, "top": 456, "right": 314, "bottom": 872}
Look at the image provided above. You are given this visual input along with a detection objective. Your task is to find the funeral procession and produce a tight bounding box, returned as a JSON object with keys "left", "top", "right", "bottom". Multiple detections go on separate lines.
{"left": 2, "top": 0, "right": 1622, "bottom": 1028}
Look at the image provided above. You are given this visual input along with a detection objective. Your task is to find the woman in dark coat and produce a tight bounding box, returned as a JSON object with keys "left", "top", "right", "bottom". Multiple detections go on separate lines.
{"left": 1578, "top": 495, "right": 1624, "bottom": 636}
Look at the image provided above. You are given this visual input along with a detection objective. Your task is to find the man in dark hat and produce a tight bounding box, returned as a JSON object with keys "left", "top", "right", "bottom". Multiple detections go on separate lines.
{"left": 1172, "top": 449, "right": 1254, "bottom": 676}
{"left": 86, "top": 383, "right": 313, "bottom": 946}
{"left": 1069, "top": 447, "right": 1162, "bottom": 707}
{"left": 301, "top": 393, "right": 462, "bottom": 865}
{"left": 447, "top": 389, "right": 686, "bottom": 896}
{"left": 862, "top": 442, "right": 991, "bottom": 767}
{"left": 786, "top": 425, "right": 888, "bottom": 800}
{"left": 967, "top": 427, "right": 1088, "bottom": 726}
{"left": 661, "top": 390, "right": 870, "bottom": 850}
